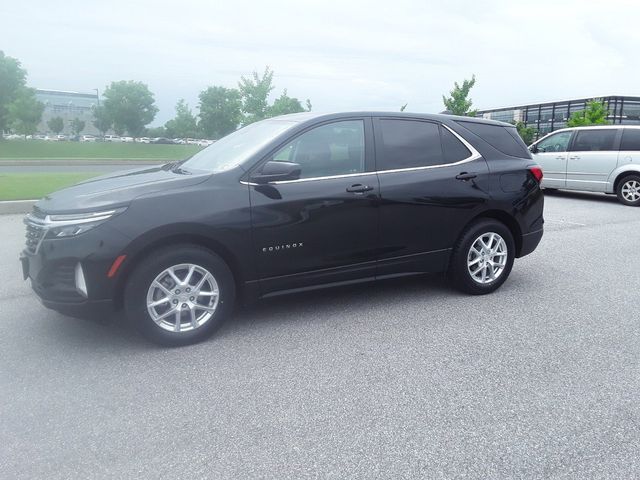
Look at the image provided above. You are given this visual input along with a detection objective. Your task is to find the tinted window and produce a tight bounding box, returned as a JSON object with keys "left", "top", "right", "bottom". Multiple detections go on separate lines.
{"left": 536, "top": 131, "right": 572, "bottom": 153}
{"left": 457, "top": 121, "right": 530, "bottom": 158}
{"left": 571, "top": 129, "right": 617, "bottom": 151}
{"left": 620, "top": 129, "right": 640, "bottom": 151}
{"left": 440, "top": 126, "right": 471, "bottom": 163}
{"left": 271, "top": 120, "right": 364, "bottom": 179}
{"left": 377, "top": 119, "right": 443, "bottom": 169}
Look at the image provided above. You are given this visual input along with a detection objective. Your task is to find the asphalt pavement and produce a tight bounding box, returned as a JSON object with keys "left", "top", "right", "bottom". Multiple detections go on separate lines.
{"left": 1, "top": 190, "right": 639, "bottom": 479}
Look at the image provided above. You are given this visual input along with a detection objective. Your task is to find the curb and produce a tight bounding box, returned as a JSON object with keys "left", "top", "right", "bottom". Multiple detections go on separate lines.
{"left": 0, "top": 200, "right": 37, "bottom": 215}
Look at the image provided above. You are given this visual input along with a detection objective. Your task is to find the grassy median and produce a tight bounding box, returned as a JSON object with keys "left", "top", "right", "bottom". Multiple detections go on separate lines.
{"left": 0, "top": 173, "right": 100, "bottom": 200}
{"left": 0, "top": 140, "right": 202, "bottom": 160}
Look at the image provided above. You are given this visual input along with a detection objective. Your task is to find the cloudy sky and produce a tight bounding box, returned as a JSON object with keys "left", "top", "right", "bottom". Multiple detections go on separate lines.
{"left": 2, "top": 0, "right": 639, "bottom": 125}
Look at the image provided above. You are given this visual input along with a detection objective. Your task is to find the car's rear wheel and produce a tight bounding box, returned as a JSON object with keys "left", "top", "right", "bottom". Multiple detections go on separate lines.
{"left": 449, "top": 219, "right": 515, "bottom": 295}
{"left": 616, "top": 174, "right": 640, "bottom": 206}
{"left": 124, "top": 245, "right": 235, "bottom": 346}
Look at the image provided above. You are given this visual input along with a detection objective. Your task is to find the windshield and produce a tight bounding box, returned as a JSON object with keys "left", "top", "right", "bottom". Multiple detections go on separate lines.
{"left": 181, "top": 120, "right": 297, "bottom": 172}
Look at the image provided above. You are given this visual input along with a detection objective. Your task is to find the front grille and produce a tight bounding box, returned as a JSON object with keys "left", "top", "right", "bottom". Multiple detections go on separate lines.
{"left": 24, "top": 215, "right": 47, "bottom": 254}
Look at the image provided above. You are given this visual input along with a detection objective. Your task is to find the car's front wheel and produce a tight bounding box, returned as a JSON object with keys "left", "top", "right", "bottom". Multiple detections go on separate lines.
{"left": 616, "top": 174, "right": 640, "bottom": 206}
{"left": 449, "top": 219, "right": 515, "bottom": 295}
{"left": 124, "top": 245, "right": 235, "bottom": 346}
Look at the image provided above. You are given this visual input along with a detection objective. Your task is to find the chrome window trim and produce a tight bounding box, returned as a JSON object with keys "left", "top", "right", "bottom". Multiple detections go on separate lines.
{"left": 241, "top": 124, "right": 481, "bottom": 186}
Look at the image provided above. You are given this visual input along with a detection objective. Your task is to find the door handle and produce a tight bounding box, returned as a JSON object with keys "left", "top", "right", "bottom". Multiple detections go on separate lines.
{"left": 569, "top": 156, "right": 580, "bottom": 160}
{"left": 346, "top": 183, "right": 373, "bottom": 193}
{"left": 455, "top": 172, "right": 477, "bottom": 181}
{"left": 555, "top": 156, "right": 566, "bottom": 160}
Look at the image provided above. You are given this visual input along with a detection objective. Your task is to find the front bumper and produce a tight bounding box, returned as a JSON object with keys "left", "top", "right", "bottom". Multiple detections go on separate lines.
{"left": 20, "top": 221, "right": 131, "bottom": 318}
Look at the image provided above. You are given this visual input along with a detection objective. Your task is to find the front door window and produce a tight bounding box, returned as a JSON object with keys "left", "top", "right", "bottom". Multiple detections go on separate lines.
{"left": 537, "top": 131, "right": 572, "bottom": 152}
{"left": 271, "top": 120, "right": 365, "bottom": 179}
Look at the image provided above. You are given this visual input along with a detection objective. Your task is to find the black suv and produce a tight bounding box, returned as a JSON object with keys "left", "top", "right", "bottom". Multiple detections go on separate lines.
{"left": 21, "top": 112, "right": 544, "bottom": 345}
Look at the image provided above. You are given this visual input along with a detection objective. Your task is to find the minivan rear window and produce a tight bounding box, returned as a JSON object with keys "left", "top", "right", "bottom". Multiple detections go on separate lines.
{"left": 456, "top": 121, "right": 530, "bottom": 158}
{"left": 620, "top": 129, "right": 640, "bottom": 151}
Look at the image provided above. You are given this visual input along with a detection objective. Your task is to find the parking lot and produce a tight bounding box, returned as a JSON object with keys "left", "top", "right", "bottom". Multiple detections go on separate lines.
{"left": 1, "top": 191, "right": 639, "bottom": 479}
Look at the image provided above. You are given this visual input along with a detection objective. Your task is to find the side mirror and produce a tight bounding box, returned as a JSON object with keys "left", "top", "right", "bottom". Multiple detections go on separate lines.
{"left": 251, "top": 161, "right": 301, "bottom": 184}
{"left": 529, "top": 144, "right": 538, "bottom": 154}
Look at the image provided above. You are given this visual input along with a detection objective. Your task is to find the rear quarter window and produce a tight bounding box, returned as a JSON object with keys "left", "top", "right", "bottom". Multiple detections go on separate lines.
{"left": 456, "top": 121, "right": 530, "bottom": 158}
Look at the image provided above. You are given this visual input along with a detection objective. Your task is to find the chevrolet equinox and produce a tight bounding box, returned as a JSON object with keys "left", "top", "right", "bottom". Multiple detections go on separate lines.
{"left": 21, "top": 112, "right": 544, "bottom": 345}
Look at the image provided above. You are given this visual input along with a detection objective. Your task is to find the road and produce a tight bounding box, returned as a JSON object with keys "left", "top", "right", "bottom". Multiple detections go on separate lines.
{"left": 1, "top": 191, "right": 639, "bottom": 479}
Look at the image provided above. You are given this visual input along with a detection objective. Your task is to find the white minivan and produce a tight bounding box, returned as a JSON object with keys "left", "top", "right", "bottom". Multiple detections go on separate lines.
{"left": 530, "top": 126, "right": 640, "bottom": 206}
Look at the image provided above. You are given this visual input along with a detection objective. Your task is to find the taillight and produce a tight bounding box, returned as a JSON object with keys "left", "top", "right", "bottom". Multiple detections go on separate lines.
{"left": 529, "top": 166, "right": 543, "bottom": 183}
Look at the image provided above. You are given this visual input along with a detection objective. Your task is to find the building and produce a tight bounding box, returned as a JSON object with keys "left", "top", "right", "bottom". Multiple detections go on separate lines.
{"left": 477, "top": 95, "right": 640, "bottom": 140}
{"left": 35, "top": 89, "right": 99, "bottom": 135}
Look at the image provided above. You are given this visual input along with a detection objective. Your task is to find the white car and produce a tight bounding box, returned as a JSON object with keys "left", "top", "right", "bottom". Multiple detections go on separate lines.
{"left": 104, "top": 135, "right": 121, "bottom": 142}
{"left": 121, "top": 136, "right": 134, "bottom": 143}
{"left": 138, "top": 137, "right": 151, "bottom": 144}
{"left": 80, "top": 135, "right": 97, "bottom": 142}
{"left": 530, "top": 125, "right": 640, "bottom": 206}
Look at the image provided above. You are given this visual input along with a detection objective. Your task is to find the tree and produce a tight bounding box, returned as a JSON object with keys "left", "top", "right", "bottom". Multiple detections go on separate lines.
{"left": 198, "top": 86, "right": 242, "bottom": 139}
{"left": 442, "top": 74, "right": 477, "bottom": 116}
{"left": 164, "top": 99, "right": 199, "bottom": 138}
{"left": 146, "top": 126, "right": 167, "bottom": 137}
{"left": 514, "top": 121, "right": 536, "bottom": 145}
{"left": 566, "top": 99, "right": 610, "bottom": 127}
{"left": 268, "top": 89, "right": 307, "bottom": 117}
{"left": 47, "top": 116, "right": 64, "bottom": 135}
{"left": 92, "top": 105, "right": 112, "bottom": 137}
{"left": 70, "top": 118, "right": 85, "bottom": 136}
{"left": 102, "top": 80, "right": 158, "bottom": 138}
{"left": 7, "top": 88, "right": 44, "bottom": 136}
{"left": 0, "top": 51, "right": 28, "bottom": 134}
{"left": 238, "top": 66, "right": 274, "bottom": 124}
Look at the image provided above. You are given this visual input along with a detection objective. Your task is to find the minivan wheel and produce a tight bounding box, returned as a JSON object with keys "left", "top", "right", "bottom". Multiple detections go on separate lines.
{"left": 124, "top": 245, "right": 235, "bottom": 346}
{"left": 449, "top": 219, "right": 515, "bottom": 295}
{"left": 616, "top": 174, "right": 640, "bottom": 206}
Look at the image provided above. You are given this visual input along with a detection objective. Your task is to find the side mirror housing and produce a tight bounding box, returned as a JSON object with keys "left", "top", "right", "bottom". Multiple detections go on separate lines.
{"left": 251, "top": 161, "right": 301, "bottom": 184}
{"left": 529, "top": 144, "right": 538, "bottom": 154}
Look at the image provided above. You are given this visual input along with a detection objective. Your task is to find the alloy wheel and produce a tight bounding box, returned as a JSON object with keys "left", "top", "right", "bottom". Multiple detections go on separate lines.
{"left": 146, "top": 263, "right": 219, "bottom": 333}
{"left": 621, "top": 179, "right": 640, "bottom": 203}
{"left": 467, "top": 232, "right": 508, "bottom": 284}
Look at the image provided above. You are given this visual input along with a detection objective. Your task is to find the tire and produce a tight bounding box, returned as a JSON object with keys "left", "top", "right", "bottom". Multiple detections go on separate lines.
{"left": 616, "top": 174, "right": 640, "bottom": 206}
{"left": 448, "top": 219, "right": 515, "bottom": 295}
{"left": 124, "top": 244, "right": 235, "bottom": 346}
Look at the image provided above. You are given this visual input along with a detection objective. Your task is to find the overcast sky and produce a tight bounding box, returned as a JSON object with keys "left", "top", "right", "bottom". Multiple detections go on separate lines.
{"left": 2, "top": 0, "right": 640, "bottom": 125}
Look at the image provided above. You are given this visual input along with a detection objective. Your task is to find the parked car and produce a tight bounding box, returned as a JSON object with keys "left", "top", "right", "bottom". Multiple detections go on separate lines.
{"left": 530, "top": 125, "right": 640, "bottom": 206}
{"left": 138, "top": 137, "right": 151, "bottom": 144}
{"left": 151, "top": 137, "right": 174, "bottom": 144}
{"left": 57, "top": 134, "right": 68, "bottom": 141}
{"left": 104, "top": 135, "right": 121, "bottom": 142}
{"left": 121, "top": 136, "right": 134, "bottom": 143}
{"left": 80, "top": 135, "right": 97, "bottom": 142}
{"left": 20, "top": 112, "right": 544, "bottom": 346}
{"left": 173, "top": 138, "right": 186, "bottom": 144}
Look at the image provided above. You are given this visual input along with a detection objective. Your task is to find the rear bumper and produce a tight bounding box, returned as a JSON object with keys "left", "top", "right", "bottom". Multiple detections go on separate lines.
{"left": 518, "top": 227, "right": 543, "bottom": 258}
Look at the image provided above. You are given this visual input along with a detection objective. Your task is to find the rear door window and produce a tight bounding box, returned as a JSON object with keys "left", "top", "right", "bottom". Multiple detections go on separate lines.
{"left": 376, "top": 119, "right": 443, "bottom": 170}
{"left": 456, "top": 121, "right": 530, "bottom": 158}
{"left": 571, "top": 129, "right": 617, "bottom": 151}
{"left": 620, "top": 129, "right": 640, "bottom": 151}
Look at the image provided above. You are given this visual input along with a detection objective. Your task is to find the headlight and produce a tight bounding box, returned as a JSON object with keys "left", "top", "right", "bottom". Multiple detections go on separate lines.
{"left": 41, "top": 208, "right": 126, "bottom": 238}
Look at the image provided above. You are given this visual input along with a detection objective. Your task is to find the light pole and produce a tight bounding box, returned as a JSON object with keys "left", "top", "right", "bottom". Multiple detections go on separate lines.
{"left": 94, "top": 88, "right": 100, "bottom": 106}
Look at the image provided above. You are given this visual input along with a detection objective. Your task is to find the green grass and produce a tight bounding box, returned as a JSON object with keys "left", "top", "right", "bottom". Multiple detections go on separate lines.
{"left": 0, "top": 172, "right": 100, "bottom": 200}
{"left": 0, "top": 140, "right": 202, "bottom": 160}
